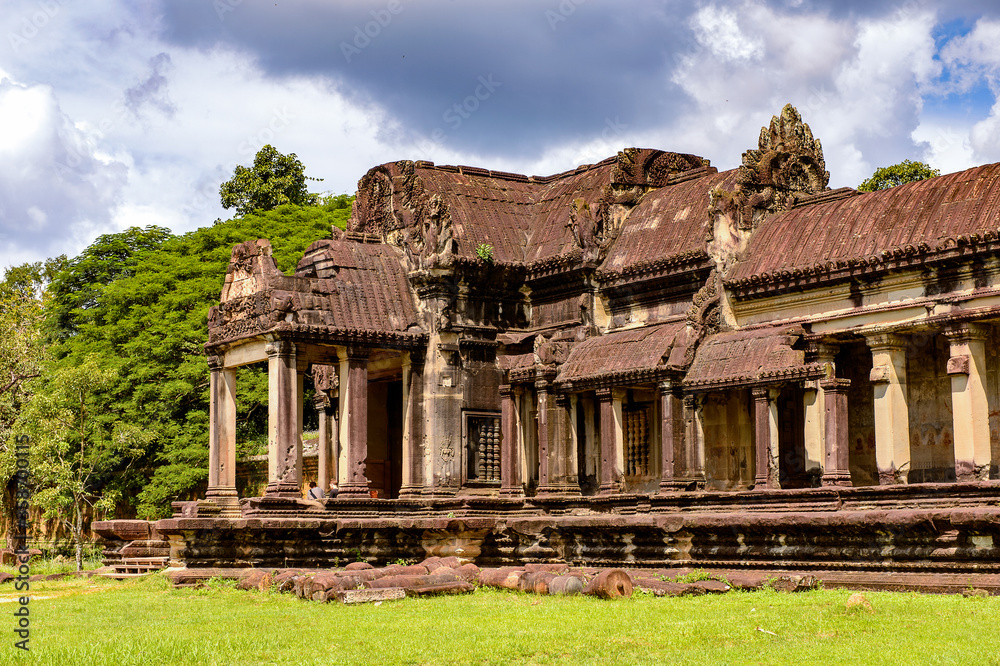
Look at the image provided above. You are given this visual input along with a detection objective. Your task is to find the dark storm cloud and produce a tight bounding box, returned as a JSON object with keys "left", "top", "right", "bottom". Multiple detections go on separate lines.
{"left": 124, "top": 52, "right": 176, "bottom": 118}
{"left": 157, "top": 0, "right": 698, "bottom": 158}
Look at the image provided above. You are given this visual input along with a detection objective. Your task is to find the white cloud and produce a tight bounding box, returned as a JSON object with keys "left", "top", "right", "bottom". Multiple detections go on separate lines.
{"left": 0, "top": 75, "right": 128, "bottom": 266}
{"left": 691, "top": 5, "right": 765, "bottom": 61}
{"left": 939, "top": 18, "right": 1000, "bottom": 162}
{"left": 911, "top": 120, "right": 976, "bottom": 174}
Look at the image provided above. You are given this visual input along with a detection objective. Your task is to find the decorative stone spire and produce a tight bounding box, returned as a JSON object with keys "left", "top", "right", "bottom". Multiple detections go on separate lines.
{"left": 707, "top": 104, "right": 830, "bottom": 272}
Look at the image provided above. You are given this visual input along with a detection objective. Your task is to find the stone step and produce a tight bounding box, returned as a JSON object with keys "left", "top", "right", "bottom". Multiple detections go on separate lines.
{"left": 95, "top": 572, "right": 159, "bottom": 580}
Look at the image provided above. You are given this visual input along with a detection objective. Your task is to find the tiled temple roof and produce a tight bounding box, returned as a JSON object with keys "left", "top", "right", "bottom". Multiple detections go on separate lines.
{"left": 554, "top": 320, "right": 693, "bottom": 389}
{"left": 206, "top": 238, "right": 423, "bottom": 347}
{"left": 725, "top": 163, "right": 1000, "bottom": 297}
{"left": 291, "top": 239, "right": 421, "bottom": 333}
{"left": 597, "top": 169, "right": 733, "bottom": 283}
{"left": 350, "top": 149, "right": 711, "bottom": 270}
{"left": 683, "top": 326, "right": 823, "bottom": 392}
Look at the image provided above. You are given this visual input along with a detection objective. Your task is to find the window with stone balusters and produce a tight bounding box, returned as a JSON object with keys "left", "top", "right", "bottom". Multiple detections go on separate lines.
{"left": 623, "top": 404, "right": 652, "bottom": 477}
{"left": 464, "top": 412, "right": 502, "bottom": 484}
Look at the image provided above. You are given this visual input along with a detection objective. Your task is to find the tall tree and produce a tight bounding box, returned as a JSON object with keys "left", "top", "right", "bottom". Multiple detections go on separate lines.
{"left": 858, "top": 159, "right": 941, "bottom": 192}
{"left": 45, "top": 226, "right": 172, "bottom": 342}
{"left": 0, "top": 260, "right": 62, "bottom": 548}
{"left": 19, "top": 359, "right": 150, "bottom": 570}
{"left": 219, "top": 144, "right": 322, "bottom": 216}
{"left": 45, "top": 203, "right": 350, "bottom": 519}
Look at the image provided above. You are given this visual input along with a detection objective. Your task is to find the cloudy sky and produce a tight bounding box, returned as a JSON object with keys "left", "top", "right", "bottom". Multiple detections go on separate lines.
{"left": 3, "top": 0, "right": 1000, "bottom": 268}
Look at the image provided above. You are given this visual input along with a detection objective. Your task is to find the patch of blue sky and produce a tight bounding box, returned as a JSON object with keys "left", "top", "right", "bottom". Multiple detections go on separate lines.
{"left": 932, "top": 17, "right": 974, "bottom": 49}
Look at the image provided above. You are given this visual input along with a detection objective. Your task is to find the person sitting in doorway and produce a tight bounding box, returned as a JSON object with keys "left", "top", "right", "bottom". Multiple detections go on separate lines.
{"left": 307, "top": 480, "right": 324, "bottom": 500}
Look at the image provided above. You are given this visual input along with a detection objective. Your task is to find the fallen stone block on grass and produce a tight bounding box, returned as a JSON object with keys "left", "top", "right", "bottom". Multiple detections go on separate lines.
{"left": 547, "top": 575, "right": 584, "bottom": 596}
{"left": 236, "top": 569, "right": 275, "bottom": 592}
{"left": 335, "top": 587, "right": 406, "bottom": 604}
{"left": 584, "top": 569, "right": 633, "bottom": 599}
{"left": 767, "top": 574, "right": 819, "bottom": 593}
{"left": 632, "top": 579, "right": 701, "bottom": 597}
{"left": 405, "top": 581, "right": 475, "bottom": 597}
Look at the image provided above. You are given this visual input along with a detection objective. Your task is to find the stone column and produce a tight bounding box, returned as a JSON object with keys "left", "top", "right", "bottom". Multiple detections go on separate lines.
{"left": 658, "top": 380, "right": 684, "bottom": 493}
{"left": 399, "top": 351, "right": 425, "bottom": 498}
{"left": 752, "top": 387, "right": 779, "bottom": 489}
{"left": 597, "top": 388, "right": 621, "bottom": 495}
{"left": 314, "top": 391, "right": 333, "bottom": 497}
{"left": 264, "top": 340, "right": 302, "bottom": 497}
{"left": 820, "top": 378, "right": 852, "bottom": 486}
{"left": 683, "top": 394, "right": 705, "bottom": 487}
{"left": 867, "top": 334, "right": 910, "bottom": 485}
{"left": 535, "top": 379, "right": 551, "bottom": 494}
{"left": 804, "top": 344, "right": 838, "bottom": 479}
{"left": 499, "top": 384, "right": 523, "bottom": 497}
{"left": 538, "top": 392, "right": 579, "bottom": 496}
{"left": 338, "top": 346, "right": 371, "bottom": 499}
{"left": 945, "top": 324, "right": 992, "bottom": 482}
{"left": 206, "top": 355, "right": 239, "bottom": 514}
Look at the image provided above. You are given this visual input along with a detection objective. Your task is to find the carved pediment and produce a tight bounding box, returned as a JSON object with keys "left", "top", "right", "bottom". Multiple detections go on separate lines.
{"left": 708, "top": 104, "right": 830, "bottom": 272}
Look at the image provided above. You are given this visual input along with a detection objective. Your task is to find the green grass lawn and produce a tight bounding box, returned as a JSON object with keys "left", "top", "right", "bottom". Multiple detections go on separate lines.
{"left": 1, "top": 574, "right": 999, "bottom": 665}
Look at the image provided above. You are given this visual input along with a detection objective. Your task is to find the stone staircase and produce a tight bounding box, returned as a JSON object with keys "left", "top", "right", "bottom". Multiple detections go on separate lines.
{"left": 96, "top": 556, "right": 170, "bottom": 579}
{"left": 92, "top": 520, "right": 171, "bottom": 579}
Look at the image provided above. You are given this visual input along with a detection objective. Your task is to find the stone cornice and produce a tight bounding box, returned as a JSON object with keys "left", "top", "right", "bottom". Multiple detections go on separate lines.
{"left": 725, "top": 231, "right": 1000, "bottom": 300}
{"left": 683, "top": 362, "right": 825, "bottom": 393}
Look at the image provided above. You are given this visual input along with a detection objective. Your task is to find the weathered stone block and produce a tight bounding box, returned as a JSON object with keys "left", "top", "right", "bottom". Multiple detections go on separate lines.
{"left": 336, "top": 587, "right": 406, "bottom": 604}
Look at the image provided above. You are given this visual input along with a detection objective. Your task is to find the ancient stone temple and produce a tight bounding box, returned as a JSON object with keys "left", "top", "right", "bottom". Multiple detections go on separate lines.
{"left": 146, "top": 104, "right": 1000, "bottom": 578}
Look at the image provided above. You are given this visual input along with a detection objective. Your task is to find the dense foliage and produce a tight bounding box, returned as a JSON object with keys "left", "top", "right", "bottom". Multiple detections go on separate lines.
{"left": 6, "top": 198, "right": 352, "bottom": 530}
{"left": 857, "top": 159, "right": 941, "bottom": 192}
{"left": 219, "top": 144, "right": 322, "bottom": 216}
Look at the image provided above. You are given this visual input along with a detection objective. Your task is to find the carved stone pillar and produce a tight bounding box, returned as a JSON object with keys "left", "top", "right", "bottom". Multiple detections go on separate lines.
{"left": 499, "top": 384, "right": 523, "bottom": 497}
{"left": 537, "top": 392, "right": 579, "bottom": 496}
{"left": 658, "top": 380, "right": 684, "bottom": 493}
{"left": 597, "top": 388, "right": 621, "bottom": 495}
{"left": 314, "top": 391, "right": 333, "bottom": 497}
{"left": 945, "top": 324, "right": 991, "bottom": 482}
{"left": 752, "top": 387, "right": 779, "bottom": 489}
{"left": 399, "top": 351, "right": 425, "bottom": 498}
{"left": 867, "top": 334, "right": 910, "bottom": 485}
{"left": 206, "top": 355, "right": 240, "bottom": 514}
{"left": 820, "top": 378, "right": 852, "bottom": 487}
{"left": 683, "top": 394, "right": 705, "bottom": 487}
{"left": 804, "top": 343, "right": 838, "bottom": 478}
{"left": 535, "top": 380, "right": 551, "bottom": 493}
{"left": 264, "top": 340, "right": 302, "bottom": 497}
{"left": 338, "top": 346, "right": 371, "bottom": 499}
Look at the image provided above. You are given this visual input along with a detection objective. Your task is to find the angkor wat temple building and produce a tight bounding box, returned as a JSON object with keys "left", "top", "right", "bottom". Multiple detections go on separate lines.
{"left": 147, "top": 105, "right": 1000, "bottom": 577}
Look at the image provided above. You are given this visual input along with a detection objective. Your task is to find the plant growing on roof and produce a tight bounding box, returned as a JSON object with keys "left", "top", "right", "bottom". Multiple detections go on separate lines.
{"left": 475, "top": 243, "right": 494, "bottom": 263}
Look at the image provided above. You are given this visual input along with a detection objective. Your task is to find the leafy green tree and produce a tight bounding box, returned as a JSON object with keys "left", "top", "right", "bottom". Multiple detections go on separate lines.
{"left": 45, "top": 226, "right": 172, "bottom": 342}
{"left": 858, "top": 159, "right": 941, "bottom": 192}
{"left": 219, "top": 145, "right": 322, "bottom": 216}
{"left": 19, "top": 359, "right": 150, "bottom": 570}
{"left": 0, "top": 260, "right": 63, "bottom": 547}
{"left": 46, "top": 203, "right": 351, "bottom": 519}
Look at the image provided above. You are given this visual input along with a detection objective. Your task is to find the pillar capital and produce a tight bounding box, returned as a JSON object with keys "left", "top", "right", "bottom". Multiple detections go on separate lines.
{"left": 750, "top": 386, "right": 771, "bottom": 402}
{"left": 865, "top": 333, "right": 908, "bottom": 352}
{"left": 265, "top": 339, "right": 295, "bottom": 358}
{"left": 595, "top": 387, "right": 613, "bottom": 403}
{"left": 499, "top": 383, "right": 514, "bottom": 399}
{"left": 312, "top": 392, "right": 331, "bottom": 410}
{"left": 943, "top": 322, "right": 991, "bottom": 344}
{"left": 534, "top": 379, "right": 550, "bottom": 393}
{"left": 345, "top": 345, "right": 370, "bottom": 362}
{"left": 818, "top": 378, "right": 851, "bottom": 394}
{"left": 207, "top": 354, "right": 224, "bottom": 371}
{"left": 554, "top": 392, "right": 571, "bottom": 408}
